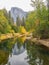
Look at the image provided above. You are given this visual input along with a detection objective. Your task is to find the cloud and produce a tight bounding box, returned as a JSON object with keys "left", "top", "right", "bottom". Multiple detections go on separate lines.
{"left": 0, "top": 0, "right": 33, "bottom": 11}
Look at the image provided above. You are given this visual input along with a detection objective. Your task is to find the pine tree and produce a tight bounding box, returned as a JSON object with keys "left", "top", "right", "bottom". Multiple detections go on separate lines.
{"left": 47, "top": 0, "right": 49, "bottom": 21}
{"left": 22, "top": 17, "right": 25, "bottom": 26}
{"left": 16, "top": 16, "right": 22, "bottom": 26}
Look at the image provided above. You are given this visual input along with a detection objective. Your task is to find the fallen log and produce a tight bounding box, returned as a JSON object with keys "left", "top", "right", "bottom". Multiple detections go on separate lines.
{"left": 30, "top": 38, "right": 49, "bottom": 48}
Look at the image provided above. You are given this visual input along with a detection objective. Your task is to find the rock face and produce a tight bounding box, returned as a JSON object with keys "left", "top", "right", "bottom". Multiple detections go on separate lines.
{"left": 10, "top": 7, "right": 27, "bottom": 22}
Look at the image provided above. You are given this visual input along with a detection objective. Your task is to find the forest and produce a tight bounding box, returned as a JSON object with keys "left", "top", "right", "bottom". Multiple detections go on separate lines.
{"left": 0, "top": 0, "right": 49, "bottom": 39}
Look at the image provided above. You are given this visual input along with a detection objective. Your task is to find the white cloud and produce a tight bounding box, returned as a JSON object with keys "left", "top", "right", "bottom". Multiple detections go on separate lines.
{"left": 0, "top": 0, "right": 33, "bottom": 11}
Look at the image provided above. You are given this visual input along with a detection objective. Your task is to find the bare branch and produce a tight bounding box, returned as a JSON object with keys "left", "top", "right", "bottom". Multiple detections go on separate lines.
{"left": 30, "top": 3, "right": 35, "bottom": 7}
{"left": 31, "top": 0, "right": 35, "bottom": 4}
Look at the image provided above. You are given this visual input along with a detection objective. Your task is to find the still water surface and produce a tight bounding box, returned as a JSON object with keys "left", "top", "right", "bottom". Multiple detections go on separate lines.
{"left": 0, "top": 38, "right": 49, "bottom": 65}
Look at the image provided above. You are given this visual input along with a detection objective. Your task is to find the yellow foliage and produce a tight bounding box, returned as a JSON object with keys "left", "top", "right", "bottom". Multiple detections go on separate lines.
{"left": 35, "top": 19, "right": 40, "bottom": 26}
{"left": 0, "top": 10, "right": 13, "bottom": 33}
{"left": 0, "top": 10, "right": 8, "bottom": 22}
{"left": 29, "top": 29, "right": 35, "bottom": 33}
{"left": 20, "top": 36, "right": 26, "bottom": 43}
{"left": 20, "top": 26, "right": 27, "bottom": 34}
{"left": 17, "top": 36, "right": 26, "bottom": 43}
{"left": 0, "top": 35, "right": 6, "bottom": 40}
{"left": 10, "top": 30, "right": 15, "bottom": 33}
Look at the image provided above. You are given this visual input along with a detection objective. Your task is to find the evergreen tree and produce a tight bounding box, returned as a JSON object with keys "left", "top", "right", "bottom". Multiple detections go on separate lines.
{"left": 22, "top": 17, "right": 25, "bottom": 26}
{"left": 47, "top": 0, "right": 49, "bottom": 21}
{"left": 16, "top": 16, "right": 22, "bottom": 26}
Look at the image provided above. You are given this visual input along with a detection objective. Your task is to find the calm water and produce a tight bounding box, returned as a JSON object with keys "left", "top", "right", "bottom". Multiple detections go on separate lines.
{"left": 0, "top": 37, "right": 49, "bottom": 65}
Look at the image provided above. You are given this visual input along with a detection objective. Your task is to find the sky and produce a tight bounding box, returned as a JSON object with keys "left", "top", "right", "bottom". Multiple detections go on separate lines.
{"left": 0, "top": 0, "right": 34, "bottom": 12}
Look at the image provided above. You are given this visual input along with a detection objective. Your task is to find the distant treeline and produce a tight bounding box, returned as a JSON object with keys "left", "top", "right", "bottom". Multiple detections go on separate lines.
{"left": 0, "top": 9, "right": 26, "bottom": 34}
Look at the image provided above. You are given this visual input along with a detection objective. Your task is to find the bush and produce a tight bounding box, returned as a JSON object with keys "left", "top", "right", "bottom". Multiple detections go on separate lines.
{"left": 33, "top": 22, "right": 49, "bottom": 39}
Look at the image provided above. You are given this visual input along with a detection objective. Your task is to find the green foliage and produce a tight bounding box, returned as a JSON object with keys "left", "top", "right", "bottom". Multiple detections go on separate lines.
{"left": 26, "top": 40, "right": 49, "bottom": 65}
{"left": 25, "top": 0, "right": 49, "bottom": 39}
{"left": 0, "top": 50, "right": 9, "bottom": 65}
{"left": 0, "top": 9, "right": 15, "bottom": 34}
{"left": 11, "top": 24, "right": 18, "bottom": 33}
{"left": 25, "top": 11, "right": 36, "bottom": 31}
{"left": 34, "top": 22, "right": 49, "bottom": 39}
{"left": 0, "top": 9, "right": 26, "bottom": 34}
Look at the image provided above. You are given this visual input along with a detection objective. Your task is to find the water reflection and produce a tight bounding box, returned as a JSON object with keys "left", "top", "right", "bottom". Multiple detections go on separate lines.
{"left": 12, "top": 43, "right": 25, "bottom": 55}
{"left": 26, "top": 40, "right": 49, "bottom": 65}
{"left": 0, "top": 37, "right": 49, "bottom": 65}
{"left": 8, "top": 51, "right": 29, "bottom": 65}
{"left": 0, "top": 50, "right": 9, "bottom": 65}
{"left": 12, "top": 37, "right": 26, "bottom": 55}
{"left": 0, "top": 38, "right": 17, "bottom": 65}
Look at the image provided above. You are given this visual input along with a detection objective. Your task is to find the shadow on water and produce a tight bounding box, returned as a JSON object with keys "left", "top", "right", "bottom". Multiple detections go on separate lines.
{"left": 25, "top": 40, "right": 49, "bottom": 65}
{"left": 0, "top": 37, "right": 49, "bottom": 65}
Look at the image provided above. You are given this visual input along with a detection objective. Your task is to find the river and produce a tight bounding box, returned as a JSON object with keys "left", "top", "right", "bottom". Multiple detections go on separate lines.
{"left": 0, "top": 37, "right": 49, "bottom": 65}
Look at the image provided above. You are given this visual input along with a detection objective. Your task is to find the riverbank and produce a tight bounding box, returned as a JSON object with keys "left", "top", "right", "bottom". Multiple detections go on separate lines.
{"left": 0, "top": 32, "right": 30, "bottom": 41}
{"left": 30, "top": 38, "right": 49, "bottom": 48}
{"left": 0, "top": 33, "right": 49, "bottom": 48}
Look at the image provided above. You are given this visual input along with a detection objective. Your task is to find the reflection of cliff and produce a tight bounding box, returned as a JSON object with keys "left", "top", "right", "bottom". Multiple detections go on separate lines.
{"left": 12, "top": 43, "right": 25, "bottom": 55}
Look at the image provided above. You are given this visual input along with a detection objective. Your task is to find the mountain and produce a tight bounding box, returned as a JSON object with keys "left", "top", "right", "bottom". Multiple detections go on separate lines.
{"left": 10, "top": 7, "right": 27, "bottom": 22}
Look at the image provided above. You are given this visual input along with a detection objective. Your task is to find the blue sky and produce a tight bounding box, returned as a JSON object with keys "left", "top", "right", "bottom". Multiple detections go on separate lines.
{"left": 0, "top": 0, "right": 34, "bottom": 12}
